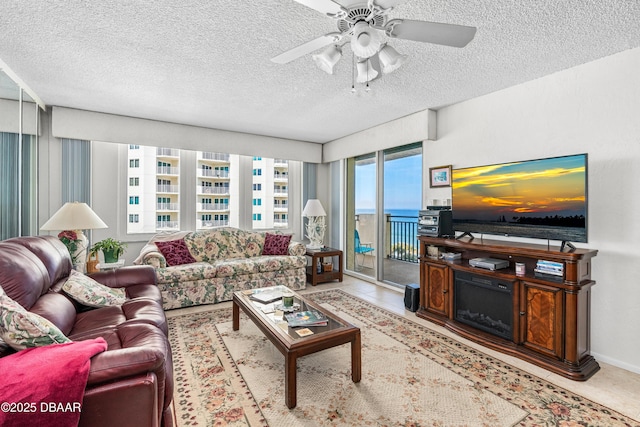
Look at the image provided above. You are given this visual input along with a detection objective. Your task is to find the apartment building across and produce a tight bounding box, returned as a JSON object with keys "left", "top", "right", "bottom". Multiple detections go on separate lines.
{"left": 127, "top": 146, "right": 289, "bottom": 234}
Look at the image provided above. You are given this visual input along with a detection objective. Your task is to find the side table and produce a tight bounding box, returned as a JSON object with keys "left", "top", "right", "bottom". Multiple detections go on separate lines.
{"left": 96, "top": 259, "right": 126, "bottom": 271}
{"left": 305, "top": 247, "right": 343, "bottom": 286}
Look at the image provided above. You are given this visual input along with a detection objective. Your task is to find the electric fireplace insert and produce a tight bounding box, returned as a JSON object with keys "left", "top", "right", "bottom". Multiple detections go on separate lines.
{"left": 454, "top": 270, "right": 514, "bottom": 340}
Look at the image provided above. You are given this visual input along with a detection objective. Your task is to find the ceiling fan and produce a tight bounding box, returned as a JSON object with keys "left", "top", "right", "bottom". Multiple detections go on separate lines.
{"left": 271, "top": 0, "right": 477, "bottom": 84}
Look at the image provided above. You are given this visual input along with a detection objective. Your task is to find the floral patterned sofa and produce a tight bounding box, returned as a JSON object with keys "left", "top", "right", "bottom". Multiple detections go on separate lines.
{"left": 134, "top": 227, "right": 307, "bottom": 310}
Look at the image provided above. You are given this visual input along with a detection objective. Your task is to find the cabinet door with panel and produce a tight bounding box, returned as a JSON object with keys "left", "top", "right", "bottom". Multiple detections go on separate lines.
{"left": 423, "top": 262, "right": 449, "bottom": 317}
{"left": 520, "top": 281, "right": 564, "bottom": 359}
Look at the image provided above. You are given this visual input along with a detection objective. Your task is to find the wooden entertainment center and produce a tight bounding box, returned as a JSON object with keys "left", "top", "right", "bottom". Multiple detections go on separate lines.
{"left": 417, "top": 235, "right": 599, "bottom": 381}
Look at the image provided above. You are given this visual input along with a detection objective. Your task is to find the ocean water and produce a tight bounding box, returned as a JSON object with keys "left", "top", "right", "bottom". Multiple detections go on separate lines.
{"left": 356, "top": 208, "right": 420, "bottom": 219}
{"left": 356, "top": 208, "right": 420, "bottom": 247}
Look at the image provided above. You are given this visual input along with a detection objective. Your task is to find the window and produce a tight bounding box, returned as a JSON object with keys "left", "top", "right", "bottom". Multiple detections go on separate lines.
{"left": 252, "top": 157, "right": 290, "bottom": 230}
{"left": 125, "top": 144, "right": 181, "bottom": 233}
{"left": 124, "top": 145, "right": 300, "bottom": 234}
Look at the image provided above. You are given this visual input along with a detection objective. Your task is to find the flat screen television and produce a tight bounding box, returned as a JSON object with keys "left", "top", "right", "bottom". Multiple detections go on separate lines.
{"left": 451, "top": 153, "right": 588, "bottom": 244}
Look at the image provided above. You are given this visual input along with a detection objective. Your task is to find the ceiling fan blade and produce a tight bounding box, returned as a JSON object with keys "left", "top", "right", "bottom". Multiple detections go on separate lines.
{"left": 386, "top": 19, "right": 477, "bottom": 48}
{"left": 271, "top": 33, "right": 343, "bottom": 64}
{"left": 373, "top": 0, "right": 408, "bottom": 10}
{"left": 292, "top": 0, "right": 348, "bottom": 19}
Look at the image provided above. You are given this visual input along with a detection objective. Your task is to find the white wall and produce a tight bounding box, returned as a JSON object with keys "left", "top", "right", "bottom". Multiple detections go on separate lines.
{"left": 51, "top": 107, "right": 322, "bottom": 163}
{"left": 428, "top": 47, "right": 640, "bottom": 373}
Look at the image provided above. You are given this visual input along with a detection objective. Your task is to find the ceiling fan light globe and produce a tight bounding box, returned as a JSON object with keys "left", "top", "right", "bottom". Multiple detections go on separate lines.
{"left": 351, "top": 22, "right": 382, "bottom": 58}
{"left": 312, "top": 45, "right": 342, "bottom": 74}
{"left": 378, "top": 44, "right": 407, "bottom": 74}
{"left": 356, "top": 59, "right": 378, "bottom": 83}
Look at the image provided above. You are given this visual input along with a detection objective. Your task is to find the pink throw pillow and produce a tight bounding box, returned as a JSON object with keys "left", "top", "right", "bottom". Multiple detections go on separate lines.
{"left": 262, "top": 233, "right": 292, "bottom": 256}
{"left": 155, "top": 239, "right": 196, "bottom": 266}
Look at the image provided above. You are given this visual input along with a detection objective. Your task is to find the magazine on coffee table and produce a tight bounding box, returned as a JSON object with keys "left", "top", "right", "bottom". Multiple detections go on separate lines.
{"left": 285, "top": 310, "right": 328, "bottom": 327}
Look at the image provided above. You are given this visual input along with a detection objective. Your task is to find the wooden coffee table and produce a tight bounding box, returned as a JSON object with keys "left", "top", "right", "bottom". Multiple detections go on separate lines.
{"left": 232, "top": 286, "right": 361, "bottom": 409}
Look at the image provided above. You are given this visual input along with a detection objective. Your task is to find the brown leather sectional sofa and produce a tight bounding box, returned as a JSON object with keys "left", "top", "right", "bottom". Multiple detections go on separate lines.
{"left": 0, "top": 235, "right": 173, "bottom": 427}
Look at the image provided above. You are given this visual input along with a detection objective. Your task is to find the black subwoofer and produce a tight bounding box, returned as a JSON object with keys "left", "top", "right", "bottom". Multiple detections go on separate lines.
{"left": 404, "top": 283, "right": 420, "bottom": 312}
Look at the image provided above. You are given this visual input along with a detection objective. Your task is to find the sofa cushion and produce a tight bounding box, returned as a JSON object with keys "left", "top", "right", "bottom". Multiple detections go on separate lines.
{"left": 254, "top": 255, "right": 307, "bottom": 273}
{"left": 155, "top": 239, "right": 196, "bottom": 266}
{"left": 70, "top": 299, "right": 168, "bottom": 337}
{"left": 155, "top": 262, "right": 217, "bottom": 284}
{"left": 212, "top": 258, "right": 259, "bottom": 278}
{"left": 0, "top": 242, "right": 51, "bottom": 309}
{"left": 184, "top": 228, "right": 265, "bottom": 261}
{"left": 62, "top": 270, "right": 127, "bottom": 308}
{"left": 0, "top": 287, "right": 71, "bottom": 350}
{"left": 262, "top": 233, "right": 292, "bottom": 255}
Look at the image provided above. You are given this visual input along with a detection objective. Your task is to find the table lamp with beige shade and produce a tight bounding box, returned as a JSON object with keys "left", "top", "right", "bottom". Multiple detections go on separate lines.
{"left": 40, "top": 202, "right": 108, "bottom": 272}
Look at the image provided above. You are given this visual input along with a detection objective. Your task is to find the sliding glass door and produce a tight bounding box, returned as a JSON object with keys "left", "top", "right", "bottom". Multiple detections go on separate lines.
{"left": 382, "top": 143, "right": 422, "bottom": 285}
{"left": 345, "top": 143, "right": 422, "bottom": 286}
{"left": 346, "top": 153, "right": 377, "bottom": 278}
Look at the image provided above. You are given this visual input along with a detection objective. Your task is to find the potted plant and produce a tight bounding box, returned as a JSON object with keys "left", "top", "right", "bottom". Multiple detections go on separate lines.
{"left": 90, "top": 238, "right": 127, "bottom": 264}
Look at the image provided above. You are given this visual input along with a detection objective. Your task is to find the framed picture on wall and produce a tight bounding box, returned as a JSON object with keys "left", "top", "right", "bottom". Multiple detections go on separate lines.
{"left": 429, "top": 165, "right": 452, "bottom": 188}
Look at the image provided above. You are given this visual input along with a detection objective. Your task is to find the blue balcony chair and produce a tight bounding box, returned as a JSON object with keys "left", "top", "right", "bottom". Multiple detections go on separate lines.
{"left": 355, "top": 229, "right": 374, "bottom": 268}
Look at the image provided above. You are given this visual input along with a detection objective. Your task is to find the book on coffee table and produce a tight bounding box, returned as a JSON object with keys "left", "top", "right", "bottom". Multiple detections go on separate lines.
{"left": 249, "top": 289, "right": 283, "bottom": 304}
{"left": 285, "top": 310, "right": 328, "bottom": 327}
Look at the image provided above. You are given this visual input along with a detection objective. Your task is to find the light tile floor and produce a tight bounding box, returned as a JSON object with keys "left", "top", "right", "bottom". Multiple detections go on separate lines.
{"left": 167, "top": 275, "right": 640, "bottom": 422}
{"left": 310, "top": 275, "right": 640, "bottom": 422}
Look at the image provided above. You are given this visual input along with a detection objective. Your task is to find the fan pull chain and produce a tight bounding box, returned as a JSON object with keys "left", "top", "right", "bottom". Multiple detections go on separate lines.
{"left": 351, "top": 53, "right": 356, "bottom": 93}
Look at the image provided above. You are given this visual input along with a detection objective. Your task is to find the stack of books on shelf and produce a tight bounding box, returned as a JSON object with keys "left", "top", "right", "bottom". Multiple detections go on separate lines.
{"left": 534, "top": 260, "right": 564, "bottom": 277}
{"left": 284, "top": 310, "right": 328, "bottom": 327}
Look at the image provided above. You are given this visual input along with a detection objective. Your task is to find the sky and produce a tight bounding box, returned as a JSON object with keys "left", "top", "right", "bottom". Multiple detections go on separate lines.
{"left": 355, "top": 153, "right": 422, "bottom": 212}
{"left": 452, "top": 154, "right": 587, "bottom": 220}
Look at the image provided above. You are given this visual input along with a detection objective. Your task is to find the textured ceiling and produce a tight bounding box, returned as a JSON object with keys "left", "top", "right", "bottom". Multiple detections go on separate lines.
{"left": 1, "top": 0, "right": 640, "bottom": 143}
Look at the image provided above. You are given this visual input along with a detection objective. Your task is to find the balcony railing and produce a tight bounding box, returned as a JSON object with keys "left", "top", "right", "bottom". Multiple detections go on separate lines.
{"left": 274, "top": 189, "right": 288, "bottom": 196}
{"left": 198, "top": 186, "right": 229, "bottom": 195}
{"left": 156, "top": 203, "right": 179, "bottom": 210}
{"left": 199, "top": 169, "right": 229, "bottom": 178}
{"left": 157, "top": 166, "right": 179, "bottom": 175}
{"left": 156, "top": 148, "right": 179, "bottom": 157}
{"left": 387, "top": 215, "right": 419, "bottom": 263}
{"left": 198, "top": 203, "right": 229, "bottom": 211}
{"left": 157, "top": 184, "right": 179, "bottom": 193}
{"left": 274, "top": 173, "right": 288, "bottom": 180}
{"left": 156, "top": 221, "right": 179, "bottom": 229}
{"left": 197, "top": 219, "right": 229, "bottom": 228}
{"left": 201, "top": 152, "right": 230, "bottom": 162}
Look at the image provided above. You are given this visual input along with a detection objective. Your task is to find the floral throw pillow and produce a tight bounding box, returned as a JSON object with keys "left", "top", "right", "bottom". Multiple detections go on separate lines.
{"left": 155, "top": 239, "right": 197, "bottom": 266}
{"left": 0, "top": 287, "right": 71, "bottom": 350}
{"left": 62, "top": 270, "right": 127, "bottom": 308}
{"left": 262, "top": 233, "right": 292, "bottom": 256}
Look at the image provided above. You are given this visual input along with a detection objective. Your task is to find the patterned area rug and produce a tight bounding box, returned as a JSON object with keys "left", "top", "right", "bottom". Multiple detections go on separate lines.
{"left": 168, "top": 289, "right": 639, "bottom": 426}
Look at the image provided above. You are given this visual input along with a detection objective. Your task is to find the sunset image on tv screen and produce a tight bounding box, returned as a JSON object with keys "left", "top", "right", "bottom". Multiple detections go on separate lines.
{"left": 452, "top": 154, "right": 587, "bottom": 242}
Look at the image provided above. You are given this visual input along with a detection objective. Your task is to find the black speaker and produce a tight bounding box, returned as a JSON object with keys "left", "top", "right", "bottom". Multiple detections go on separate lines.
{"left": 404, "top": 283, "right": 420, "bottom": 312}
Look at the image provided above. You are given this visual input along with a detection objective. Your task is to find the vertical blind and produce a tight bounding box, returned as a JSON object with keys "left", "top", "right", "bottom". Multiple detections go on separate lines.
{"left": 61, "top": 138, "right": 91, "bottom": 204}
{"left": 0, "top": 132, "right": 36, "bottom": 239}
